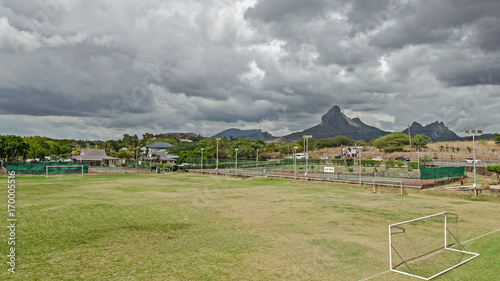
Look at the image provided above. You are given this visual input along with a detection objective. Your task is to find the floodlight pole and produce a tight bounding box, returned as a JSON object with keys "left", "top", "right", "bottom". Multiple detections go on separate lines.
{"left": 235, "top": 148, "right": 238, "bottom": 177}
{"left": 293, "top": 146, "right": 298, "bottom": 179}
{"left": 216, "top": 137, "right": 221, "bottom": 171}
{"left": 256, "top": 149, "right": 259, "bottom": 170}
{"left": 303, "top": 135, "right": 312, "bottom": 177}
{"left": 358, "top": 145, "right": 363, "bottom": 185}
{"left": 417, "top": 148, "right": 420, "bottom": 179}
{"left": 200, "top": 148, "right": 204, "bottom": 172}
{"left": 466, "top": 130, "right": 482, "bottom": 195}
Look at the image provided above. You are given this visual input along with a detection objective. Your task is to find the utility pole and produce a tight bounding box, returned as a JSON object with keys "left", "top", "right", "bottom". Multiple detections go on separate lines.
{"left": 408, "top": 124, "right": 411, "bottom": 151}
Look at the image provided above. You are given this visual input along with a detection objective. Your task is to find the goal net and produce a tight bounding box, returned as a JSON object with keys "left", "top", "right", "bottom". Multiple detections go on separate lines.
{"left": 389, "top": 212, "right": 479, "bottom": 280}
{"left": 373, "top": 180, "right": 408, "bottom": 196}
{"left": 46, "top": 165, "right": 84, "bottom": 177}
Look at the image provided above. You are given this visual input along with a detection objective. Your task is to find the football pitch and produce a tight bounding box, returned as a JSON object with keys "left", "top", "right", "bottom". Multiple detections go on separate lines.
{"left": 1, "top": 173, "right": 499, "bottom": 280}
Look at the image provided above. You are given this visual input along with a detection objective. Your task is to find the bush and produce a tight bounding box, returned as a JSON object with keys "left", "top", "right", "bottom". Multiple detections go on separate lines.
{"left": 361, "top": 159, "right": 381, "bottom": 167}
{"left": 407, "top": 161, "right": 418, "bottom": 169}
{"left": 385, "top": 159, "right": 396, "bottom": 168}
{"left": 485, "top": 165, "right": 500, "bottom": 182}
{"left": 315, "top": 136, "right": 354, "bottom": 148}
{"left": 369, "top": 133, "right": 409, "bottom": 152}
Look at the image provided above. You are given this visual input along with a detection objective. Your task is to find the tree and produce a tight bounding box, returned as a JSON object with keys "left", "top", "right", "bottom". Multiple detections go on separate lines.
{"left": 419, "top": 156, "right": 433, "bottom": 167}
{"left": 315, "top": 136, "right": 353, "bottom": 149}
{"left": 116, "top": 149, "right": 133, "bottom": 159}
{"left": 486, "top": 165, "right": 500, "bottom": 182}
{"left": 412, "top": 134, "right": 431, "bottom": 150}
{"left": 370, "top": 133, "right": 409, "bottom": 152}
{"left": 24, "top": 136, "right": 52, "bottom": 160}
{"left": 0, "top": 135, "right": 30, "bottom": 160}
{"left": 494, "top": 133, "right": 500, "bottom": 144}
{"left": 127, "top": 138, "right": 147, "bottom": 160}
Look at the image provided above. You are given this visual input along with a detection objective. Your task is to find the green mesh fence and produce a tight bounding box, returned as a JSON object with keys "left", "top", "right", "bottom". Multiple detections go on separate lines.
{"left": 420, "top": 167, "right": 465, "bottom": 180}
{"left": 7, "top": 162, "right": 89, "bottom": 175}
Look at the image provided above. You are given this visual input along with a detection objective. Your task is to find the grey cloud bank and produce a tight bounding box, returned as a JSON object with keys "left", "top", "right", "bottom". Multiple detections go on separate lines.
{"left": 0, "top": 0, "right": 499, "bottom": 140}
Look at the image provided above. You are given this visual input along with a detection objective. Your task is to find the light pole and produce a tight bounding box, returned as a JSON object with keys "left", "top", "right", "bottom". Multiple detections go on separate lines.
{"left": 256, "top": 149, "right": 259, "bottom": 171}
{"left": 303, "top": 135, "right": 312, "bottom": 176}
{"left": 466, "top": 130, "right": 482, "bottom": 194}
{"left": 200, "top": 148, "right": 204, "bottom": 172}
{"left": 417, "top": 148, "right": 420, "bottom": 179}
{"left": 357, "top": 145, "right": 363, "bottom": 185}
{"left": 293, "top": 146, "right": 298, "bottom": 179}
{"left": 216, "top": 137, "right": 221, "bottom": 171}
{"left": 234, "top": 148, "right": 238, "bottom": 177}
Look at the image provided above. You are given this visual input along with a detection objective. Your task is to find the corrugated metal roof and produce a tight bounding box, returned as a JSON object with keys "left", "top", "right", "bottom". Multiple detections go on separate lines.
{"left": 72, "top": 149, "right": 118, "bottom": 161}
{"left": 144, "top": 142, "right": 173, "bottom": 148}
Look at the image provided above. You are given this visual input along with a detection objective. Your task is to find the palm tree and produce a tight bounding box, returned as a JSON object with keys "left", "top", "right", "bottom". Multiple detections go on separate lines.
{"left": 127, "top": 139, "right": 147, "bottom": 161}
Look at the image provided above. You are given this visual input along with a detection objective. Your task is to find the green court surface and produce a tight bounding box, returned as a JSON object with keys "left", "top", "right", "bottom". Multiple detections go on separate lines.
{"left": 216, "top": 168, "right": 418, "bottom": 184}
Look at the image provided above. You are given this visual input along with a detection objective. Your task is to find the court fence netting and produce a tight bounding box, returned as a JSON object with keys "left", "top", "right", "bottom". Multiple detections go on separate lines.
{"left": 7, "top": 162, "right": 89, "bottom": 175}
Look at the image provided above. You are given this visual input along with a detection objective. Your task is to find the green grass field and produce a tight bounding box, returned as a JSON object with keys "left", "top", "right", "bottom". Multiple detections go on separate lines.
{"left": 1, "top": 173, "right": 499, "bottom": 280}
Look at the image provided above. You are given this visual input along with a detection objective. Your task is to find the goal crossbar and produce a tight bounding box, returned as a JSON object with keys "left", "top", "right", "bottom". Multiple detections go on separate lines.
{"left": 46, "top": 165, "right": 84, "bottom": 178}
{"left": 389, "top": 212, "right": 480, "bottom": 280}
{"left": 373, "top": 180, "right": 407, "bottom": 196}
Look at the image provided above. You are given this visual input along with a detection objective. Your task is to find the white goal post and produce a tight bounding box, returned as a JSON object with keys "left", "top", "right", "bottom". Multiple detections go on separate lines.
{"left": 46, "top": 165, "right": 84, "bottom": 178}
{"left": 373, "top": 180, "right": 407, "bottom": 196}
{"left": 389, "top": 212, "right": 480, "bottom": 280}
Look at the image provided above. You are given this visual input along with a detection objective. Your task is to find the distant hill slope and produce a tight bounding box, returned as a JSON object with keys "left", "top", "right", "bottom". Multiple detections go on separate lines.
{"left": 402, "top": 121, "right": 460, "bottom": 142}
{"left": 213, "top": 128, "right": 276, "bottom": 141}
{"left": 276, "top": 105, "right": 389, "bottom": 142}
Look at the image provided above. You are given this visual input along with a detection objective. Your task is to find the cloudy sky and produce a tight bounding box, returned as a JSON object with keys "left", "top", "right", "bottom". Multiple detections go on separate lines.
{"left": 1, "top": 0, "right": 499, "bottom": 140}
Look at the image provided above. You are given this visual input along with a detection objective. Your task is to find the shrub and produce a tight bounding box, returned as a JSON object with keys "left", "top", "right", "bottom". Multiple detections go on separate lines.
{"left": 369, "top": 133, "right": 409, "bottom": 152}
{"left": 485, "top": 165, "right": 500, "bottom": 182}
{"left": 385, "top": 159, "right": 396, "bottom": 168}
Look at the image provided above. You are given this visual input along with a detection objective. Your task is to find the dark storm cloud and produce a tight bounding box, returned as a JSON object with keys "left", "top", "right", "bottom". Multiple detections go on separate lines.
{"left": 244, "top": 0, "right": 332, "bottom": 23}
{"left": 0, "top": 0, "right": 499, "bottom": 139}
{"left": 368, "top": 1, "right": 500, "bottom": 50}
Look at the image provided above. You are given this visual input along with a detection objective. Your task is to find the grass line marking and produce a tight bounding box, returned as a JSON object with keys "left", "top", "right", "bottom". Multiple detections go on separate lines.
{"left": 358, "top": 270, "right": 390, "bottom": 281}
{"left": 462, "top": 228, "right": 500, "bottom": 244}
{"left": 357, "top": 227, "right": 500, "bottom": 281}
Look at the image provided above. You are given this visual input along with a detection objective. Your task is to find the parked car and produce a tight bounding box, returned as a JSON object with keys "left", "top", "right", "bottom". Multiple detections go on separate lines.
{"left": 321, "top": 156, "right": 330, "bottom": 160}
{"left": 284, "top": 156, "right": 293, "bottom": 159}
{"left": 371, "top": 156, "right": 384, "bottom": 162}
{"left": 465, "top": 157, "right": 481, "bottom": 164}
{"left": 395, "top": 156, "right": 410, "bottom": 162}
{"left": 334, "top": 155, "right": 342, "bottom": 159}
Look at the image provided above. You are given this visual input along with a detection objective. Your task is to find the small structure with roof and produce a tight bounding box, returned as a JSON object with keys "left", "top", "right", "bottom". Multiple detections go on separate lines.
{"left": 72, "top": 149, "right": 119, "bottom": 167}
{"left": 142, "top": 150, "right": 176, "bottom": 165}
{"left": 144, "top": 142, "right": 173, "bottom": 157}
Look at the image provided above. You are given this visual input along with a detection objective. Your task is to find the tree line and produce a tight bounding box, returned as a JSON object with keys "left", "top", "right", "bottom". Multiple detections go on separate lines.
{"left": 1, "top": 131, "right": 496, "bottom": 163}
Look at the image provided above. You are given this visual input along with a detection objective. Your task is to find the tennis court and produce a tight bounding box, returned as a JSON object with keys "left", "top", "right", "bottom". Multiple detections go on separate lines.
{"left": 204, "top": 167, "right": 437, "bottom": 188}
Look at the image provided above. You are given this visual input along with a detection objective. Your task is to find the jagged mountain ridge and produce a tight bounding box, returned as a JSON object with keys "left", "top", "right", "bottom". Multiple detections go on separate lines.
{"left": 276, "top": 105, "right": 389, "bottom": 142}
{"left": 402, "top": 121, "right": 461, "bottom": 142}
{"left": 213, "top": 128, "right": 276, "bottom": 141}
{"left": 212, "top": 106, "right": 465, "bottom": 143}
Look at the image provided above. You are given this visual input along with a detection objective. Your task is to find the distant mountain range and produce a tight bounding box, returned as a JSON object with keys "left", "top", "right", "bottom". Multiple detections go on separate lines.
{"left": 402, "top": 121, "right": 460, "bottom": 142}
{"left": 275, "top": 105, "right": 388, "bottom": 143}
{"left": 211, "top": 105, "right": 491, "bottom": 143}
{"left": 212, "top": 128, "right": 277, "bottom": 141}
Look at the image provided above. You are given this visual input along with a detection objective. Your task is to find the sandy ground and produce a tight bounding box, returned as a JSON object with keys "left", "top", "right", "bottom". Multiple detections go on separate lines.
{"left": 304, "top": 140, "right": 500, "bottom": 161}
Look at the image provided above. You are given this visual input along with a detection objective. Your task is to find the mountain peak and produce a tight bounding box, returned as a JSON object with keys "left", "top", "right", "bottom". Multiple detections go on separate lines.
{"left": 278, "top": 105, "right": 389, "bottom": 142}
{"left": 321, "top": 105, "right": 347, "bottom": 125}
{"left": 403, "top": 121, "right": 459, "bottom": 142}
